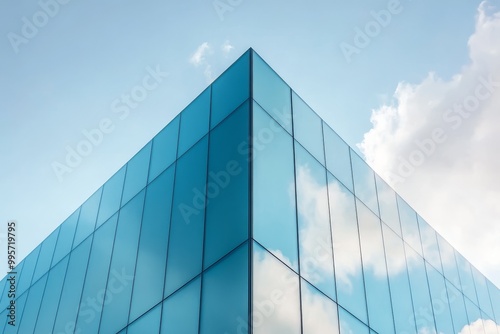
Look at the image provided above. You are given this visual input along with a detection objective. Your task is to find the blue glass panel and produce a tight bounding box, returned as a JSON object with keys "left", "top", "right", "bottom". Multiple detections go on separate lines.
{"left": 53, "top": 238, "right": 92, "bottom": 334}
{"left": 161, "top": 276, "right": 201, "bottom": 334}
{"left": 16, "top": 245, "right": 40, "bottom": 297}
{"left": 96, "top": 166, "right": 126, "bottom": 228}
{"left": 122, "top": 142, "right": 152, "bottom": 205}
{"left": 178, "top": 87, "right": 210, "bottom": 157}
{"left": 253, "top": 104, "right": 298, "bottom": 271}
{"left": 253, "top": 52, "right": 292, "bottom": 134}
{"left": 418, "top": 216, "right": 443, "bottom": 273}
{"left": 128, "top": 304, "right": 161, "bottom": 334}
{"left": 455, "top": 252, "right": 479, "bottom": 305}
{"left": 323, "top": 124, "right": 353, "bottom": 192}
{"left": 295, "top": 143, "right": 335, "bottom": 300}
{"left": 165, "top": 136, "right": 208, "bottom": 296}
{"left": 17, "top": 274, "right": 47, "bottom": 334}
{"left": 356, "top": 200, "right": 394, "bottom": 334}
{"left": 204, "top": 102, "right": 249, "bottom": 269}
{"left": 397, "top": 196, "right": 423, "bottom": 255}
{"left": 0, "top": 261, "right": 23, "bottom": 311}
{"left": 339, "top": 307, "right": 369, "bottom": 334}
{"left": 211, "top": 50, "right": 250, "bottom": 128}
{"left": 149, "top": 115, "right": 179, "bottom": 182}
{"left": 437, "top": 235, "right": 461, "bottom": 289}
{"left": 0, "top": 310, "right": 6, "bottom": 333}
{"left": 32, "top": 228, "right": 58, "bottom": 283}
{"left": 471, "top": 266, "right": 495, "bottom": 319}
{"left": 327, "top": 174, "right": 367, "bottom": 324}
{"left": 33, "top": 255, "right": 68, "bottom": 333}
{"left": 292, "top": 92, "right": 325, "bottom": 164}
{"left": 73, "top": 188, "right": 102, "bottom": 247}
{"left": 99, "top": 191, "right": 145, "bottom": 334}
{"left": 446, "top": 281, "right": 470, "bottom": 334}
{"left": 200, "top": 243, "right": 248, "bottom": 333}
{"left": 487, "top": 280, "right": 500, "bottom": 323}
{"left": 52, "top": 209, "right": 79, "bottom": 265}
{"left": 253, "top": 242, "right": 301, "bottom": 334}
{"left": 74, "top": 215, "right": 118, "bottom": 334}
{"left": 4, "top": 292, "right": 27, "bottom": 334}
{"left": 375, "top": 175, "right": 401, "bottom": 236}
{"left": 350, "top": 150, "right": 379, "bottom": 215}
{"left": 426, "top": 263, "right": 454, "bottom": 334}
{"left": 301, "top": 279, "right": 339, "bottom": 333}
{"left": 130, "top": 165, "right": 175, "bottom": 322}
{"left": 464, "top": 297, "right": 483, "bottom": 330}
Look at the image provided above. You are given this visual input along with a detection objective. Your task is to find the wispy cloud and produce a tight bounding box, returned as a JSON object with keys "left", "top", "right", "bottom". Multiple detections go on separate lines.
{"left": 221, "top": 40, "right": 234, "bottom": 55}
{"left": 189, "top": 42, "right": 211, "bottom": 67}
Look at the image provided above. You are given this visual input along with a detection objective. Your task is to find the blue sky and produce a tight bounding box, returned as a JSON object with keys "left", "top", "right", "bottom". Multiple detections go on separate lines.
{"left": 1, "top": 0, "right": 500, "bottom": 289}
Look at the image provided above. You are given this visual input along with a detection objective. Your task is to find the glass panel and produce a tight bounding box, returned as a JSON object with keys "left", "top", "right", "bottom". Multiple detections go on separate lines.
{"left": 177, "top": 87, "right": 210, "bottom": 157}
{"left": 397, "top": 196, "right": 423, "bottom": 255}
{"left": 253, "top": 104, "right": 298, "bottom": 271}
{"left": 487, "top": 280, "right": 500, "bottom": 323}
{"left": 17, "top": 274, "right": 47, "bottom": 333}
{"left": 464, "top": 298, "right": 484, "bottom": 331}
{"left": 211, "top": 50, "right": 250, "bottom": 128}
{"left": 53, "top": 238, "right": 92, "bottom": 334}
{"left": 130, "top": 165, "right": 175, "bottom": 322}
{"left": 375, "top": 175, "right": 401, "bottom": 236}
{"left": 99, "top": 190, "right": 145, "bottom": 334}
{"left": 426, "top": 263, "right": 455, "bottom": 334}
{"left": 200, "top": 243, "right": 248, "bottom": 333}
{"left": 356, "top": 200, "right": 394, "bottom": 334}
{"left": 122, "top": 142, "right": 152, "bottom": 205}
{"left": 52, "top": 209, "right": 80, "bottom": 265}
{"left": 295, "top": 143, "right": 335, "bottom": 299}
{"left": 252, "top": 52, "right": 292, "bottom": 134}
{"left": 161, "top": 276, "right": 201, "bottom": 334}
{"left": 128, "top": 304, "right": 161, "bottom": 334}
{"left": 73, "top": 188, "right": 102, "bottom": 247}
{"left": 74, "top": 214, "right": 118, "bottom": 334}
{"left": 253, "top": 242, "right": 301, "bottom": 334}
{"left": 339, "top": 307, "right": 369, "bottom": 334}
{"left": 0, "top": 261, "right": 23, "bottom": 311}
{"left": 149, "top": 115, "right": 179, "bottom": 182}
{"left": 96, "top": 166, "right": 126, "bottom": 228}
{"left": 456, "top": 252, "right": 479, "bottom": 305}
{"left": 323, "top": 124, "right": 353, "bottom": 192}
{"left": 437, "top": 235, "right": 461, "bottom": 289}
{"left": 471, "top": 266, "right": 495, "bottom": 319}
{"left": 33, "top": 256, "right": 69, "bottom": 333}
{"left": 0, "top": 310, "right": 5, "bottom": 333}
{"left": 301, "top": 279, "right": 339, "bottom": 334}
{"left": 32, "top": 228, "right": 59, "bottom": 283}
{"left": 16, "top": 245, "right": 41, "bottom": 297}
{"left": 418, "top": 216, "right": 443, "bottom": 273}
{"left": 350, "top": 150, "right": 378, "bottom": 215}
{"left": 328, "top": 174, "right": 367, "bottom": 324}
{"left": 204, "top": 102, "right": 249, "bottom": 268}
{"left": 447, "top": 280, "right": 470, "bottom": 334}
{"left": 165, "top": 137, "right": 208, "bottom": 296}
{"left": 4, "top": 292, "right": 27, "bottom": 334}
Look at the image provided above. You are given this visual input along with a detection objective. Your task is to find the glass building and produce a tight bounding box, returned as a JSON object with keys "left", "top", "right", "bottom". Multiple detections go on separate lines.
{"left": 1, "top": 49, "right": 499, "bottom": 334}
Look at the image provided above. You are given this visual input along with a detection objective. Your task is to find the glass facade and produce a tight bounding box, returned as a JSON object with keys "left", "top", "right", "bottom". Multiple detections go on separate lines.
{"left": 1, "top": 49, "right": 499, "bottom": 334}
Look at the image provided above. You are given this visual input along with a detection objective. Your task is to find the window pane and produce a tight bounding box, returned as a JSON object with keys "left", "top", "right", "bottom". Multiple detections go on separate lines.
{"left": 328, "top": 174, "right": 367, "bottom": 323}
{"left": 161, "top": 276, "right": 201, "bottom": 334}
{"left": 295, "top": 143, "right": 335, "bottom": 299}
{"left": 128, "top": 304, "right": 161, "bottom": 334}
{"left": 204, "top": 102, "right": 249, "bottom": 268}
{"left": 16, "top": 245, "right": 41, "bottom": 297}
{"left": 487, "top": 280, "right": 500, "bottom": 324}
{"left": 0, "top": 261, "right": 23, "bottom": 311}
{"left": 52, "top": 209, "right": 79, "bottom": 265}
{"left": 4, "top": 292, "right": 27, "bottom": 334}
{"left": 471, "top": 266, "right": 495, "bottom": 319}
{"left": 455, "top": 252, "right": 479, "bottom": 305}
{"left": 397, "top": 196, "right": 423, "bottom": 255}
{"left": 350, "top": 150, "right": 378, "bottom": 215}
{"left": 122, "top": 142, "right": 152, "bottom": 205}
{"left": 130, "top": 165, "right": 175, "bottom": 322}
{"left": 252, "top": 52, "right": 292, "bottom": 134}
{"left": 426, "top": 263, "right": 454, "bottom": 334}
{"left": 178, "top": 87, "right": 210, "bottom": 157}
{"left": 165, "top": 137, "right": 208, "bottom": 296}
{"left": 96, "top": 166, "right": 126, "bottom": 228}
{"left": 253, "top": 242, "right": 301, "bottom": 334}
{"left": 418, "top": 216, "right": 443, "bottom": 273}
{"left": 339, "top": 307, "right": 369, "bottom": 334}
{"left": 200, "top": 243, "right": 248, "bottom": 333}
{"left": 301, "top": 279, "right": 339, "bottom": 334}
{"left": 323, "top": 124, "right": 353, "bottom": 192}
{"left": 149, "top": 115, "right": 179, "bottom": 182}
{"left": 447, "top": 280, "right": 469, "bottom": 334}
{"left": 437, "top": 235, "right": 461, "bottom": 288}
{"left": 32, "top": 228, "right": 59, "bottom": 283}
{"left": 375, "top": 175, "right": 401, "bottom": 236}
{"left": 99, "top": 190, "right": 145, "bottom": 334}
{"left": 292, "top": 92, "right": 325, "bottom": 164}
{"left": 211, "top": 50, "right": 250, "bottom": 128}
{"left": 18, "top": 274, "right": 47, "bottom": 333}
{"left": 73, "top": 188, "right": 102, "bottom": 247}
{"left": 253, "top": 104, "right": 298, "bottom": 271}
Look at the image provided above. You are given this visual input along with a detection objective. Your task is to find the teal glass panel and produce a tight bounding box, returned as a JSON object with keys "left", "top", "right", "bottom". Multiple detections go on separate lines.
{"left": 0, "top": 310, "right": 5, "bottom": 333}
{"left": 204, "top": 102, "right": 249, "bottom": 268}
{"left": 74, "top": 215, "right": 118, "bottom": 333}
{"left": 32, "top": 228, "right": 58, "bottom": 283}
{"left": 73, "top": 188, "right": 102, "bottom": 247}
{"left": 200, "top": 243, "right": 248, "bottom": 333}
{"left": 0, "top": 261, "right": 23, "bottom": 311}
{"left": 418, "top": 215, "right": 443, "bottom": 273}
{"left": 4, "top": 292, "right": 27, "bottom": 334}
{"left": 455, "top": 252, "right": 479, "bottom": 305}
{"left": 426, "top": 263, "right": 454, "bottom": 334}
{"left": 292, "top": 92, "right": 325, "bottom": 164}
{"left": 211, "top": 50, "right": 250, "bottom": 128}
{"left": 52, "top": 209, "right": 79, "bottom": 265}
{"left": 375, "top": 175, "right": 401, "bottom": 236}
{"left": 253, "top": 52, "right": 292, "bottom": 134}
{"left": 161, "top": 276, "right": 201, "bottom": 334}
{"left": 471, "top": 266, "right": 495, "bottom": 319}
{"left": 253, "top": 242, "right": 301, "bottom": 334}
{"left": 16, "top": 245, "right": 40, "bottom": 297}
{"left": 253, "top": 103, "right": 298, "bottom": 271}
{"left": 130, "top": 165, "right": 175, "bottom": 322}
{"left": 148, "top": 115, "right": 179, "bottom": 182}
{"left": 99, "top": 190, "right": 145, "bottom": 334}
{"left": 178, "top": 87, "right": 210, "bottom": 157}
{"left": 165, "top": 136, "right": 208, "bottom": 296}
{"left": 323, "top": 124, "right": 353, "bottom": 192}
{"left": 96, "top": 166, "right": 126, "bottom": 228}
{"left": 17, "top": 274, "right": 47, "bottom": 334}
{"left": 295, "top": 143, "right": 335, "bottom": 300}
{"left": 328, "top": 174, "right": 367, "bottom": 324}
{"left": 339, "top": 307, "right": 369, "bottom": 334}
{"left": 301, "top": 279, "right": 339, "bottom": 333}
{"left": 350, "top": 150, "right": 379, "bottom": 215}
{"left": 128, "top": 304, "right": 161, "bottom": 334}
{"left": 122, "top": 142, "right": 152, "bottom": 205}
{"left": 397, "top": 196, "right": 423, "bottom": 255}
{"left": 446, "top": 281, "right": 470, "bottom": 334}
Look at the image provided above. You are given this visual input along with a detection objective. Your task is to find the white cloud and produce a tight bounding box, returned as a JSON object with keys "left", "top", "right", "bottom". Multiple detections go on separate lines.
{"left": 459, "top": 319, "right": 500, "bottom": 334}
{"left": 222, "top": 40, "right": 234, "bottom": 54}
{"left": 189, "top": 42, "right": 211, "bottom": 66}
{"left": 359, "top": 1, "right": 500, "bottom": 287}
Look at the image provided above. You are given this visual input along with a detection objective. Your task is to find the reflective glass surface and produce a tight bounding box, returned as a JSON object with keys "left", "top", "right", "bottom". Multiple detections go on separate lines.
{"left": 418, "top": 215, "right": 443, "bottom": 273}
{"left": 471, "top": 266, "right": 495, "bottom": 319}
{"left": 96, "top": 166, "right": 126, "bottom": 228}
{"left": 73, "top": 188, "right": 102, "bottom": 247}
{"left": 323, "top": 124, "right": 353, "bottom": 192}
{"left": 148, "top": 115, "right": 179, "bottom": 182}
{"left": 301, "top": 279, "right": 339, "bottom": 333}
{"left": 398, "top": 196, "right": 423, "bottom": 255}
{"left": 426, "top": 262, "right": 454, "bottom": 334}
{"left": 350, "top": 150, "right": 378, "bottom": 215}
{"left": 375, "top": 175, "right": 401, "bottom": 236}
{"left": 339, "top": 307, "right": 369, "bottom": 334}
{"left": 17, "top": 274, "right": 47, "bottom": 334}
{"left": 16, "top": 245, "right": 40, "bottom": 297}
{"left": 32, "top": 228, "right": 58, "bottom": 283}
{"left": 455, "top": 252, "right": 479, "bottom": 305}
{"left": 447, "top": 280, "right": 470, "bottom": 334}
{"left": 52, "top": 209, "right": 79, "bottom": 265}
{"left": 127, "top": 304, "right": 161, "bottom": 334}
{"left": 122, "top": 142, "right": 152, "bottom": 205}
